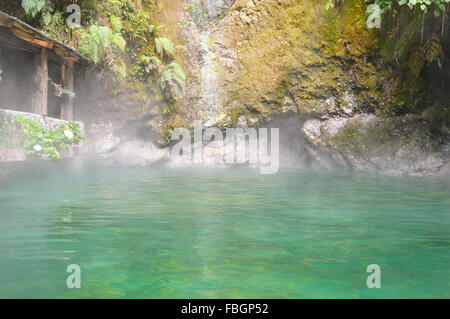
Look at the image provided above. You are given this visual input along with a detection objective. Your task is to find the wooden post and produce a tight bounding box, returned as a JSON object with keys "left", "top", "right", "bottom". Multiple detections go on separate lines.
{"left": 31, "top": 47, "right": 48, "bottom": 115}
{"left": 60, "top": 64, "right": 65, "bottom": 120}
{"left": 41, "top": 48, "right": 48, "bottom": 115}
{"left": 62, "top": 59, "right": 74, "bottom": 120}
{"left": 31, "top": 53, "right": 41, "bottom": 114}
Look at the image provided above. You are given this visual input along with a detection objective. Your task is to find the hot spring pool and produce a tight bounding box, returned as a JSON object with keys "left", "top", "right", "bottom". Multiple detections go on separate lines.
{"left": 0, "top": 167, "right": 449, "bottom": 298}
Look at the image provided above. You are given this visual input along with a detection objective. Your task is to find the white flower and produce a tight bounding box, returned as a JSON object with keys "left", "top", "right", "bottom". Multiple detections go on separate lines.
{"left": 64, "top": 130, "right": 74, "bottom": 140}
{"left": 33, "top": 144, "right": 42, "bottom": 152}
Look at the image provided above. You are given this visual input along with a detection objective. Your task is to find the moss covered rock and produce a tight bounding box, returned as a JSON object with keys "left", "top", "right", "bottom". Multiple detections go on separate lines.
{"left": 196, "top": 0, "right": 401, "bottom": 125}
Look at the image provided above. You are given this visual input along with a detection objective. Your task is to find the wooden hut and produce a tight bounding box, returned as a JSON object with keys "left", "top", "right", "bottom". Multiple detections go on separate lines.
{"left": 0, "top": 10, "right": 89, "bottom": 120}
{"left": 0, "top": 11, "right": 89, "bottom": 162}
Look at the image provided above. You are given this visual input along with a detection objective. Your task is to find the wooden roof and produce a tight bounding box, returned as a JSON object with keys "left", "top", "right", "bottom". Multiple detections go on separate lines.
{"left": 0, "top": 11, "right": 89, "bottom": 64}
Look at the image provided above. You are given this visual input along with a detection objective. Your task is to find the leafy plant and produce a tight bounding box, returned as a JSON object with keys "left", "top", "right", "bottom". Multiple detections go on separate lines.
{"left": 130, "top": 24, "right": 186, "bottom": 101}
{"left": 14, "top": 116, "right": 84, "bottom": 160}
{"left": 410, "top": 33, "right": 444, "bottom": 76}
{"left": 14, "top": 0, "right": 186, "bottom": 107}
{"left": 155, "top": 37, "right": 175, "bottom": 58}
{"left": 21, "top": 0, "right": 46, "bottom": 17}
{"left": 159, "top": 62, "right": 186, "bottom": 101}
{"left": 369, "top": 0, "right": 450, "bottom": 15}
{"left": 77, "top": 23, "right": 126, "bottom": 63}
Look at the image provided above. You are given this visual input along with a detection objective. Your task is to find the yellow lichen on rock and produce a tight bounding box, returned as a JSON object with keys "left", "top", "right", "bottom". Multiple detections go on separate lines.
{"left": 213, "top": 0, "right": 386, "bottom": 122}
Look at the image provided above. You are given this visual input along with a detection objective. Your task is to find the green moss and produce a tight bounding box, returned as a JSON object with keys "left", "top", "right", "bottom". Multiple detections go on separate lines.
{"left": 329, "top": 118, "right": 394, "bottom": 158}
{"left": 276, "top": 77, "right": 290, "bottom": 99}
{"left": 222, "top": 0, "right": 388, "bottom": 120}
{"left": 229, "top": 108, "right": 242, "bottom": 126}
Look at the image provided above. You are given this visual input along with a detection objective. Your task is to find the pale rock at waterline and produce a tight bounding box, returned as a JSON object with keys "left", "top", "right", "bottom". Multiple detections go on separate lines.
{"left": 321, "top": 117, "right": 348, "bottom": 137}
{"left": 302, "top": 119, "right": 322, "bottom": 140}
{"left": 107, "top": 140, "right": 170, "bottom": 167}
{"left": 87, "top": 133, "right": 120, "bottom": 154}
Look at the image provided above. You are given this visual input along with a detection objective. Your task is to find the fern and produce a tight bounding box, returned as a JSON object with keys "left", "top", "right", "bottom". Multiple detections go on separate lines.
{"left": 410, "top": 45, "right": 426, "bottom": 77}
{"left": 167, "top": 62, "right": 186, "bottom": 82}
{"left": 424, "top": 33, "right": 444, "bottom": 67}
{"left": 159, "top": 62, "right": 186, "bottom": 100}
{"left": 112, "top": 33, "right": 126, "bottom": 51}
{"left": 410, "top": 33, "right": 444, "bottom": 77}
{"left": 113, "top": 60, "right": 127, "bottom": 78}
{"left": 155, "top": 37, "right": 175, "bottom": 58}
{"left": 78, "top": 24, "right": 126, "bottom": 63}
{"left": 394, "top": 13, "right": 423, "bottom": 60}
{"left": 21, "top": 0, "right": 46, "bottom": 17}
{"left": 110, "top": 15, "right": 123, "bottom": 33}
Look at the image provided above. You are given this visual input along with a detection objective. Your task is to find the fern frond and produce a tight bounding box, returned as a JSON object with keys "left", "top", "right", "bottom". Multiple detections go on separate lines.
{"left": 155, "top": 38, "right": 175, "bottom": 57}
{"left": 110, "top": 15, "right": 123, "bottom": 33}
{"left": 112, "top": 33, "right": 126, "bottom": 51}
{"left": 410, "top": 45, "right": 426, "bottom": 77}
{"left": 424, "top": 34, "right": 444, "bottom": 64}
{"left": 168, "top": 62, "right": 186, "bottom": 82}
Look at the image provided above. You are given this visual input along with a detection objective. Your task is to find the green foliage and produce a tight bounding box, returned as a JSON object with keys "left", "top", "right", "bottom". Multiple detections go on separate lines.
{"left": 14, "top": 116, "right": 84, "bottom": 160}
{"left": 229, "top": 108, "right": 242, "bottom": 126}
{"left": 411, "top": 33, "right": 444, "bottom": 75}
{"left": 21, "top": 0, "right": 46, "bottom": 17}
{"left": 126, "top": 9, "right": 186, "bottom": 101}
{"left": 11, "top": 0, "right": 187, "bottom": 106}
{"left": 358, "top": 0, "right": 449, "bottom": 77}
{"left": 398, "top": 0, "right": 449, "bottom": 16}
{"left": 123, "top": 9, "right": 159, "bottom": 43}
{"left": 74, "top": 18, "right": 127, "bottom": 78}
{"left": 110, "top": 15, "right": 123, "bottom": 33}
{"left": 77, "top": 24, "right": 126, "bottom": 63}
{"left": 155, "top": 37, "right": 175, "bottom": 58}
{"left": 21, "top": 0, "right": 55, "bottom": 26}
{"left": 159, "top": 62, "right": 186, "bottom": 101}
{"left": 370, "top": 0, "right": 450, "bottom": 15}
{"left": 114, "top": 4, "right": 186, "bottom": 101}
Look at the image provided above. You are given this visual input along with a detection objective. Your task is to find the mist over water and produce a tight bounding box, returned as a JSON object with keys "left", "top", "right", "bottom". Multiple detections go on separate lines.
{"left": 0, "top": 167, "right": 449, "bottom": 298}
{"left": 0, "top": 0, "right": 449, "bottom": 301}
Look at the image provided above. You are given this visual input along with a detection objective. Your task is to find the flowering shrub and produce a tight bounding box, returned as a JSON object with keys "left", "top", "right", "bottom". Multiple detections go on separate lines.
{"left": 14, "top": 116, "right": 84, "bottom": 160}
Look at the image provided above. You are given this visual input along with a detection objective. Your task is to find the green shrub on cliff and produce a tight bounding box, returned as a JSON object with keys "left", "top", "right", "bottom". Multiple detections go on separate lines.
{"left": 2, "top": 0, "right": 186, "bottom": 104}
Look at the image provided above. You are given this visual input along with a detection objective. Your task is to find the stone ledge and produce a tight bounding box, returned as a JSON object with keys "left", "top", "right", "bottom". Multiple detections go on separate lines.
{"left": 0, "top": 146, "right": 82, "bottom": 162}
{"left": 0, "top": 149, "right": 27, "bottom": 162}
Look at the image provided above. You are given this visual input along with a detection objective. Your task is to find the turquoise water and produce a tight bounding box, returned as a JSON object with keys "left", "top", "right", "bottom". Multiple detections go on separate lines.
{"left": 0, "top": 167, "right": 449, "bottom": 298}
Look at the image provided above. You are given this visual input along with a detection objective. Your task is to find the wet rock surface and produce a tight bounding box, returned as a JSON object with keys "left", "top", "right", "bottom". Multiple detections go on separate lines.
{"left": 302, "top": 113, "right": 449, "bottom": 176}
{"left": 80, "top": 0, "right": 449, "bottom": 176}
